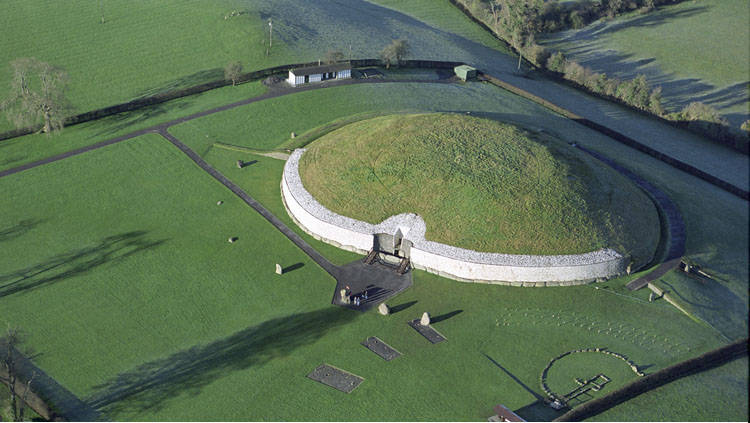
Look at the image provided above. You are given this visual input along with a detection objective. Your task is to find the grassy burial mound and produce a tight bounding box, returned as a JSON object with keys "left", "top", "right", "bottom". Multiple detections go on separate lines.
{"left": 299, "top": 113, "right": 659, "bottom": 265}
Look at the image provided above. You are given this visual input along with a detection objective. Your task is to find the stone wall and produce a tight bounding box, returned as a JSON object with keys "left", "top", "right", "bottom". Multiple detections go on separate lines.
{"left": 282, "top": 149, "right": 630, "bottom": 285}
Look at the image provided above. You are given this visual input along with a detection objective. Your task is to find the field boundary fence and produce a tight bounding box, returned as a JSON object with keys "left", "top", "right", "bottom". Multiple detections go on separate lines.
{"left": 478, "top": 72, "right": 750, "bottom": 201}
{"left": 447, "top": 0, "right": 749, "bottom": 154}
{"left": 553, "top": 337, "right": 749, "bottom": 421}
{"left": 0, "top": 59, "right": 461, "bottom": 143}
{"left": 1, "top": 57, "right": 746, "bottom": 200}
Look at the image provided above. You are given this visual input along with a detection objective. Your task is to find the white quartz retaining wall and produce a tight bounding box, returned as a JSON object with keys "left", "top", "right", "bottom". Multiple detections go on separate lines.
{"left": 282, "top": 149, "right": 630, "bottom": 286}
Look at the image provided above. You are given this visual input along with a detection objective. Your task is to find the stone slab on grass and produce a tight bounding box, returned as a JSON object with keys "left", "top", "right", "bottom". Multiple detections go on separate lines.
{"left": 361, "top": 336, "right": 401, "bottom": 361}
{"left": 307, "top": 363, "right": 363, "bottom": 393}
{"left": 408, "top": 319, "right": 446, "bottom": 344}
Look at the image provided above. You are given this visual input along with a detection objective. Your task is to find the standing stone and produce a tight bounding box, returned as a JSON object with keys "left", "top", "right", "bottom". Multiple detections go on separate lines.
{"left": 291, "top": 132, "right": 297, "bottom": 138}
{"left": 378, "top": 303, "right": 390, "bottom": 316}
{"left": 420, "top": 312, "right": 430, "bottom": 326}
{"left": 626, "top": 261, "right": 633, "bottom": 275}
{"left": 216, "top": 201, "right": 223, "bottom": 205}
{"left": 649, "top": 292, "right": 655, "bottom": 302}
{"left": 228, "top": 237, "right": 237, "bottom": 243}
{"left": 237, "top": 160, "right": 244, "bottom": 169}
{"left": 275, "top": 263, "right": 283, "bottom": 275}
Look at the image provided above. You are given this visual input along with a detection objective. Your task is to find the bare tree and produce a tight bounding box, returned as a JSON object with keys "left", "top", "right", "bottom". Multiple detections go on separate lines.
{"left": 2, "top": 58, "right": 72, "bottom": 134}
{"left": 0, "top": 327, "right": 34, "bottom": 422}
{"left": 324, "top": 50, "right": 344, "bottom": 64}
{"left": 379, "top": 38, "right": 410, "bottom": 69}
{"left": 224, "top": 61, "right": 243, "bottom": 86}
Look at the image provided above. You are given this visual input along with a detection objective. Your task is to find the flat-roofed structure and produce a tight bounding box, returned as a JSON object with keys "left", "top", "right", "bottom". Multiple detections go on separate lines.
{"left": 454, "top": 64, "right": 477, "bottom": 81}
{"left": 288, "top": 63, "right": 352, "bottom": 86}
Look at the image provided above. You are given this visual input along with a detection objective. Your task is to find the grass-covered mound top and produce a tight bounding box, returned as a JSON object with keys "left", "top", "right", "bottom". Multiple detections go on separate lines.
{"left": 299, "top": 113, "right": 659, "bottom": 262}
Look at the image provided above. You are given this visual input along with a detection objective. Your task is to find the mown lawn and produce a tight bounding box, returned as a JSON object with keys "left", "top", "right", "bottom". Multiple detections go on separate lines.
{"left": 166, "top": 80, "right": 747, "bottom": 420}
{"left": 0, "top": 0, "right": 294, "bottom": 132}
{"left": 0, "top": 78, "right": 745, "bottom": 421}
{"left": 540, "top": 0, "right": 750, "bottom": 125}
{"left": 168, "top": 79, "right": 748, "bottom": 338}
{"left": 0, "top": 81, "right": 267, "bottom": 173}
{"left": 0, "top": 126, "right": 728, "bottom": 421}
{"left": 366, "top": 0, "right": 510, "bottom": 54}
{"left": 0, "top": 0, "right": 511, "bottom": 134}
{"left": 590, "top": 357, "right": 749, "bottom": 422}
{"left": 299, "top": 113, "right": 659, "bottom": 260}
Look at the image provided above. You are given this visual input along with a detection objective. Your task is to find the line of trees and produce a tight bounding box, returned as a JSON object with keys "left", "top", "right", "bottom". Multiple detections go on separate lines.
{"left": 546, "top": 51, "right": 746, "bottom": 146}
{"left": 465, "top": 0, "right": 683, "bottom": 37}
{"left": 453, "top": 0, "right": 749, "bottom": 149}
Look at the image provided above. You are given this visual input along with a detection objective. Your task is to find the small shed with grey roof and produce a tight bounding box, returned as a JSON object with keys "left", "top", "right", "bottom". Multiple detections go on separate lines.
{"left": 288, "top": 63, "right": 352, "bottom": 87}
{"left": 454, "top": 64, "right": 477, "bottom": 81}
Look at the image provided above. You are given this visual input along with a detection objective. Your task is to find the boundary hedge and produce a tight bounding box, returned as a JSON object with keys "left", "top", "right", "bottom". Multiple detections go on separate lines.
{"left": 447, "top": 0, "right": 749, "bottom": 155}
{"left": 553, "top": 338, "right": 749, "bottom": 421}
{"left": 0, "top": 59, "right": 462, "bottom": 142}
{"left": 478, "top": 71, "right": 750, "bottom": 201}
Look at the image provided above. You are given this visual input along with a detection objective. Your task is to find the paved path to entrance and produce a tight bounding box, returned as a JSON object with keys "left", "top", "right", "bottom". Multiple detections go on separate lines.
{"left": 158, "top": 129, "right": 413, "bottom": 310}
{"left": 331, "top": 259, "right": 413, "bottom": 312}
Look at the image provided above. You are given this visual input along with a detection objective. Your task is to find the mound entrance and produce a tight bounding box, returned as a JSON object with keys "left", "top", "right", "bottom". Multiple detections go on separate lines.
{"left": 298, "top": 113, "right": 659, "bottom": 267}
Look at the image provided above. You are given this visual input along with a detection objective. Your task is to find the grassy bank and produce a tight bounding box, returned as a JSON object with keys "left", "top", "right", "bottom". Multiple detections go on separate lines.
{"left": 299, "top": 113, "right": 659, "bottom": 259}
{"left": 0, "top": 0, "right": 293, "bottom": 132}
{"left": 540, "top": 0, "right": 750, "bottom": 126}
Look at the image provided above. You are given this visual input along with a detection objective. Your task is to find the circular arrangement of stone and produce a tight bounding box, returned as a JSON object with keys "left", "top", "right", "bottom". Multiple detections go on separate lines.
{"left": 540, "top": 348, "right": 645, "bottom": 406}
{"left": 282, "top": 148, "right": 630, "bottom": 285}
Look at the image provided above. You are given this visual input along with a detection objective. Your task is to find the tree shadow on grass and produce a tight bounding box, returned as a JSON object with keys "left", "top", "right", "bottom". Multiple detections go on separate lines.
{"left": 86, "top": 306, "right": 356, "bottom": 417}
{"left": 90, "top": 98, "right": 195, "bottom": 139}
{"left": 0, "top": 219, "right": 44, "bottom": 243}
{"left": 0, "top": 231, "right": 166, "bottom": 298}
{"left": 134, "top": 69, "right": 226, "bottom": 100}
{"left": 545, "top": 5, "right": 709, "bottom": 49}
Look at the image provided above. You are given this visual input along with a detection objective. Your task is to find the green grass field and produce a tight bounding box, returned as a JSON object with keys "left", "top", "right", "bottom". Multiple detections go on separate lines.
{"left": 366, "top": 0, "right": 509, "bottom": 53}
{"left": 0, "top": 0, "right": 511, "bottom": 134}
{"left": 0, "top": 0, "right": 746, "bottom": 420}
{"left": 167, "top": 79, "right": 748, "bottom": 336}
{"left": 0, "top": 81, "right": 267, "bottom": 173}
{"left": 591, "top": 356, "right": 749, "bottom": 422}
{"left": 0, "top": 111, "right": 733, "bottom": 421}
{"left": 299, "top": 113, "right": 659, "bottom": 259}
{"left": 540, "top": 0, "right": 750, "bottom": 126}
{"left": 0, "top": 0, "right": 293, "bottom": 132}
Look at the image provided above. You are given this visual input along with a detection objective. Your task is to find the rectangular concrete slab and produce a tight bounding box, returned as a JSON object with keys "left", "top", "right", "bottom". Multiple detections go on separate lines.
{"left": 361, "top": 336, "right": 401, "bottom": 361}
{"left": 307, "top": 363, "right": 364, "bottom": 393}
{"left": 408, "top": 319, "right": 446, "bottom": 344}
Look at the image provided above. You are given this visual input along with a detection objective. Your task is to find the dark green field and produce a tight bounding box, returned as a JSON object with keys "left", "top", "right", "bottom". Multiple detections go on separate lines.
{"left": 0, "top": 0, "right": 747, "bottom": 421}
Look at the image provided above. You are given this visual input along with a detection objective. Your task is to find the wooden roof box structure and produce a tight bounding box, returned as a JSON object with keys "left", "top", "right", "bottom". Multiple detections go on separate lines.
{"left": 288, "top": 63, "right": 352, "bottom": 87}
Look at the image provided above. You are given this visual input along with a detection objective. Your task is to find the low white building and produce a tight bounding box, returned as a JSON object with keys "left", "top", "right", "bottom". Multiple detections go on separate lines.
{"left": 288, "top": 63, "right": 352, "bottom": 87}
